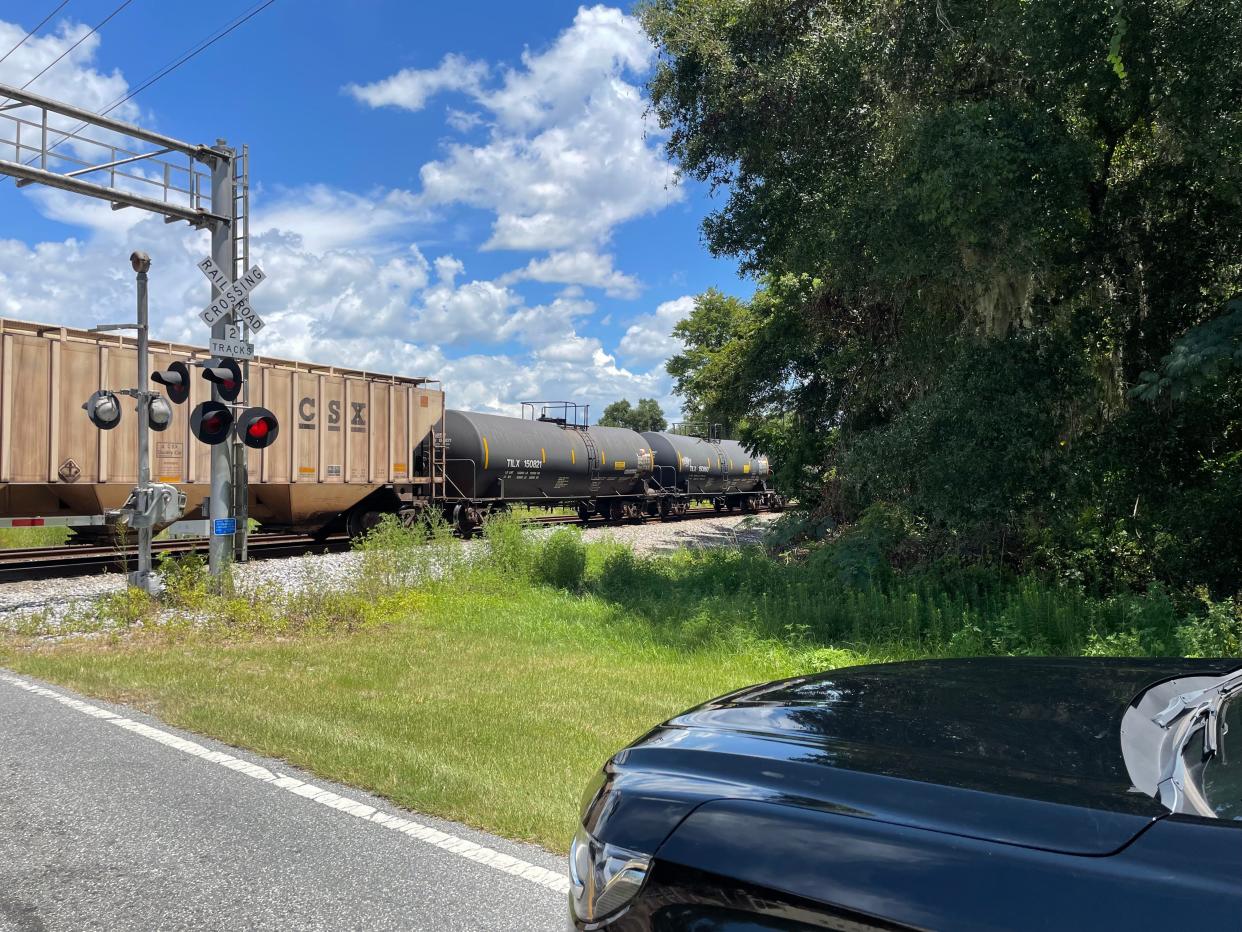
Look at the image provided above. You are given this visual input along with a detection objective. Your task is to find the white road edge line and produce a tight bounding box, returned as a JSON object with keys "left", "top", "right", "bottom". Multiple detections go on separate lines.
{"left": 0, "top": 673, "right": 570, "bottom": 896}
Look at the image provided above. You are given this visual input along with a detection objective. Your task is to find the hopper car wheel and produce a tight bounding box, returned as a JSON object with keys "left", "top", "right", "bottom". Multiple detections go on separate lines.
{"left": 346, "top": 507, "right": 387, "bottom": 539}
{"left": 607, "top": 500, "right": 625, "bottom": 524}
{"left": 577, "top": 502, "right": 594, "bottom": 525}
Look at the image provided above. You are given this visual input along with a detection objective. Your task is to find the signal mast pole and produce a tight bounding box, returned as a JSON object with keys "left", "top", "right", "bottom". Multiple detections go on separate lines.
{"left": 132, "top": 252, "right": 154, "bottom": 591}
{"left": 208, "top": 141, "right": 235, "bottom": 578}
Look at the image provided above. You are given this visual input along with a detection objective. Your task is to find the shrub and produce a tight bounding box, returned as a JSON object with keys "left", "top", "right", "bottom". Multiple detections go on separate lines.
{"left": 534, "top": 528, "right": 587, "bottom": 590}
{"left": 357, "top": 514, "right": 419, "bottom": 588}
{"left": 482, "top": 510, "right": 533, "bottom": 576}
{"left": 158, "top": 552, "right": 210, "bottom": 609}
{"left": 1177, "top": 591, "right": 1242, "bottom": 657}
{"left": 808, "top": 502, "right": 913, "bottom": 586}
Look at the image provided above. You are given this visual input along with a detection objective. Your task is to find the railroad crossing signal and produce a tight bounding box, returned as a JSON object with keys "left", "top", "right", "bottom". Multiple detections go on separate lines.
{"left": 152, "top": 361, "right": 191, "bottom": 404}
{"left": 188, "top": 360, "right": 280, "bottom": 447}
{"left": 201, "top": 357, "right": 243, "bottom": 402}
{"left": 149, "top": 396, "right": 173, "bottom": 432}
{"left": 190, "top": 400, "right": 233, "bottom": 445}
{"left": 83, "top": 389, "right": 122, "bottom": 430}
{"left": 236, "top": 406, "right": 280, "bottom": 449}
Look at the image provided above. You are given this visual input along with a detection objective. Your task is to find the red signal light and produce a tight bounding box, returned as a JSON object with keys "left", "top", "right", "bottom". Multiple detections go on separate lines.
{"left": 235, "top": 406, "right": 279, "bottom": 449}
{"left": 189, "top": 401, "right": 233, "bottom": 445}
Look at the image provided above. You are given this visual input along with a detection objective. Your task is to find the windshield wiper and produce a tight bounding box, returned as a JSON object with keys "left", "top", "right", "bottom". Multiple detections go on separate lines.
{"left": 1149, "top": 669, "right": 1242, "bottom": 816}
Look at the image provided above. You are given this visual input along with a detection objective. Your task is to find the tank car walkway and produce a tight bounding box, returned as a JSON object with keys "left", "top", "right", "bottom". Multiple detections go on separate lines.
{"left": 0, "top": 672, "right": 567, "bottom": 931}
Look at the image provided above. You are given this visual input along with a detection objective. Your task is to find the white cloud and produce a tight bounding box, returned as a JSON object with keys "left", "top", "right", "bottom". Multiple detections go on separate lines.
{"left": 0, "top": 18, "right": 136, "bottom": 118}
{"left": 0, "top": 17, "right": 143, "bottom": 175}
{"left": 618, "top": 295, "right": 695, "bottom": 364}
{"left": 0, "top": 10, "right": 686, "bottom": 420}
{"left": 255, "top": 185, "right": 427, "bottom": 254}
{"left": 499, "top": 249, "right": 640, "bottom": 298}
{"left": 444, "top": 108, "right": 484, "bottom": 133}
{"left": 345, "top": 53, "right": 488, "bottom": 112}
{"left": 352, "top": 5, "right": 680, "bottom": 253}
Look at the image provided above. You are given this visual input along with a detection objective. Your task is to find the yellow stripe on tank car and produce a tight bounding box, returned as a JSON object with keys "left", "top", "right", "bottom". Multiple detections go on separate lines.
{"left": 541, "top": 447, "right": 546, "bottom": 464}
{"left": 571, "top": 447, "right": 576, "bottom": 465}
{"left": 483, "top": 435, "right": 489, "bottom": 470}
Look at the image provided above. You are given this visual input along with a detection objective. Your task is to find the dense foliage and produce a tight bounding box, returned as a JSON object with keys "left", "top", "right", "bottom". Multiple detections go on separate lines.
{"left": 644, "top": 0, "right": 1242, "bottom": 596}
{"left": 598, "top": 397, "right": 669, "bottom": 432}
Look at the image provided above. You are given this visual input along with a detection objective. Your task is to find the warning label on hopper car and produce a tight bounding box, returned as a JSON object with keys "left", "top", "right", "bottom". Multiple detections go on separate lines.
{"left": 156, "top": 442, "right": 183, "bottom": 481}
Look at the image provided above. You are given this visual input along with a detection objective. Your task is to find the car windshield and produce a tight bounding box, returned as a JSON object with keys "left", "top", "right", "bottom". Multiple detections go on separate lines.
{"left": 1201, "top": 695, "right": 1242, "bottom": 820}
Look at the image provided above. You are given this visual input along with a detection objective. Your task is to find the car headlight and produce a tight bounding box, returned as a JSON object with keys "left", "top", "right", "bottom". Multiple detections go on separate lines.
{"left": 569, "top": 824, "right": 651, "bottom": 926}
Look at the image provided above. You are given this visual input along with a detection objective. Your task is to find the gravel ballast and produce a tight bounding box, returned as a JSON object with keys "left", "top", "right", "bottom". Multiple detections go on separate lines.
{"left": 0, "top": 512, "right": 779, "bottom": 625}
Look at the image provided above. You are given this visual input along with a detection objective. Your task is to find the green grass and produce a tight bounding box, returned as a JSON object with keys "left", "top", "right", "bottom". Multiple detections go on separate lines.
{"left": 0, "top": 570, "right": 855, "bottom": 851}
{"left": 0, "top": 526, "right": 71, "bottom": 548}
{"left": 1, "top": 513, "right": 1235, "bottom": 851}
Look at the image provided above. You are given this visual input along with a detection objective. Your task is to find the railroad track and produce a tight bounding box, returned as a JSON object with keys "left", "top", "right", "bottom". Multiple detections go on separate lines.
{"left": 526, "top": 505, "right": 751, "bottom": 525}
{"left": 0, "top": 506, "right": 767, "bottom": 582}
{"left": 0, "top": 533, "right": 352, "bottom": 583}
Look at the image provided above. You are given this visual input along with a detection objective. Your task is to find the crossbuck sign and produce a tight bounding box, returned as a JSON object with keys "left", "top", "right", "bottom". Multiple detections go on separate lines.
{"left": 198, "top": 257, "right": 267, "bottom": 359}
{"left": 198, "top": 257, "right": 267, "bottom": 331}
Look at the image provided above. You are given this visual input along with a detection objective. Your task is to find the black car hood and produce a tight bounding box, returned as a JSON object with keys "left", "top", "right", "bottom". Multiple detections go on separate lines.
{"left": 612, "top": 657, "right": 1242, "bottom": 855}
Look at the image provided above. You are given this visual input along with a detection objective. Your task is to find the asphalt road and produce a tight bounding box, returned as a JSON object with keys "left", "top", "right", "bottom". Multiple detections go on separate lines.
{"left": 0, "top": 670, "right": 569, "bottom": 931}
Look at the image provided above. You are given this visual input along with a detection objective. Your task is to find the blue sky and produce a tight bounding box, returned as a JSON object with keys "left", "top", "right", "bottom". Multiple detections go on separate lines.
{"left": 0, "top": 1, "right": 751, "bottom": 416}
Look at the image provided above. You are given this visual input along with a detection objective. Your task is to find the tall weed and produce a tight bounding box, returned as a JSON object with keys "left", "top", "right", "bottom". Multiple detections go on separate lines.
{"left": 534, "top": 527, "right": 587, "bottom": 590}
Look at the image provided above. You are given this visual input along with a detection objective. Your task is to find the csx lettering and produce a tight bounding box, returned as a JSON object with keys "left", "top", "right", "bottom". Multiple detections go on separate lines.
{"left": 299, "top": 397, "right": 316, "bottom": 421}
{"left": 351, "top": 402, "right": 367, "bottom": 426}
{"left": 328, "top": 400, "right": 341, "bottom": 424}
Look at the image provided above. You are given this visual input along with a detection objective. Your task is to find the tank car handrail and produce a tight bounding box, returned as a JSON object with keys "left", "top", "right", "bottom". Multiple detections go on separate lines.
{"left": 520, "top": 400, "right": 590, "bottom": 429}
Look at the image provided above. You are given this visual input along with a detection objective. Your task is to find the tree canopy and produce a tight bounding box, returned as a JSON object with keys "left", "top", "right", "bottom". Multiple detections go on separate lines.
{"left": 598, "top": 397, "right": 669, "bottom": 432}
{"left": 644, "top": 0, "right": 1242, "bottom": 593}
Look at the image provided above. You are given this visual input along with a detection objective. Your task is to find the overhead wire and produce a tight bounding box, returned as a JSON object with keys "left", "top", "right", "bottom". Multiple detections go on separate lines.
{"left": 3, "top": 0, "right": 279, "bottom": 185}
{"left": 0, "top": 1, "right": 72, "bottom": 67}
{"left": 16, "top": 0, "right": 134, "bottom": 92}
{"left": 102, "top": 0, "right": 278, "bottom": 115}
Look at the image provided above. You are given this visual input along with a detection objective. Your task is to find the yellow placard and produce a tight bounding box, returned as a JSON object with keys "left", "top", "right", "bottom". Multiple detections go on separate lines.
{"left": 614, "top": 460, "right": 625, "bottom": 470}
